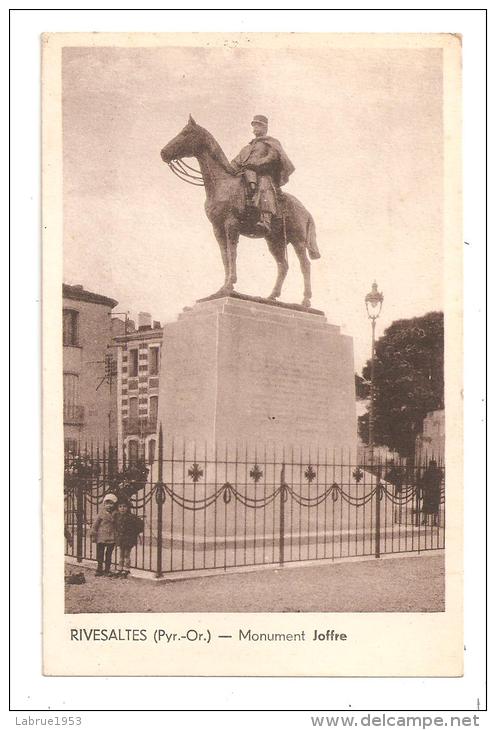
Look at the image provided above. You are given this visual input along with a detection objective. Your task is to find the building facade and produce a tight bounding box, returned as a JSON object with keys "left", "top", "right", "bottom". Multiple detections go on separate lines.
{"left": 114, "top": 312, "right": 163, "bottom": 467}
{"left": 63, "top": 284, "right": 118, "bottom": 453}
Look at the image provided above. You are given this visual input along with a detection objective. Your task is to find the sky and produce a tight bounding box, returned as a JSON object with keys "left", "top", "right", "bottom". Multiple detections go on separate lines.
{"left": 62, "top": 42, "right": 444, "bottom": 370}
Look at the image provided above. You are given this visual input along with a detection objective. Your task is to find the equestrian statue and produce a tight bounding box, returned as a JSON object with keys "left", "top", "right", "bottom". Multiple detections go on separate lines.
{"left": 160, "top": 115, "right": 320, "bottom": 308}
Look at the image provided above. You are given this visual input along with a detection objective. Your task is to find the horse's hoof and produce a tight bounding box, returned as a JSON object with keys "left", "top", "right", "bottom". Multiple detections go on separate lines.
{"left": 211, "top": 287, "right": 228, "bottom": 297}
{"left": 268, "top": 294, "right": 279, "bottom": 301}
{"left": 302, "top": 298, "right": 311, "bottom": 308}
{"left": 209, "top": 285, "right": 234, "bottom": 299}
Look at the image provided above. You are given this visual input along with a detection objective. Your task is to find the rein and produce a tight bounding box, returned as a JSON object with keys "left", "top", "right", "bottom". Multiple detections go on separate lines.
{"left": 168, "top": 159, "right": 205, "bottom": 187}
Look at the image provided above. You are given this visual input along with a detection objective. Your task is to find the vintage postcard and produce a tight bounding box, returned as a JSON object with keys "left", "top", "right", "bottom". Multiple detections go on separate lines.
{"left": 42, "top": 32, "right": 462, "bottom": 676}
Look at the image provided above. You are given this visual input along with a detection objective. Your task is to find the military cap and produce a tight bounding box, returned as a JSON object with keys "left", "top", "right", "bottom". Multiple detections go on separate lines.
{"left": 251, "top": 115, "right": 268, "bottom": 126}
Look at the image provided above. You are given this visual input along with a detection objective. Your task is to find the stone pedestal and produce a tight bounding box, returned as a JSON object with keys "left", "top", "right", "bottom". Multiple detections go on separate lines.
{"left": 157, "top": 296, "right": 357, "bottom": 455}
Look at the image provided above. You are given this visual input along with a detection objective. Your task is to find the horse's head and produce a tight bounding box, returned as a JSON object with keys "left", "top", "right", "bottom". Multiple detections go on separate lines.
{"left": 160, "top": 115, "right": 207, "bottom": 163}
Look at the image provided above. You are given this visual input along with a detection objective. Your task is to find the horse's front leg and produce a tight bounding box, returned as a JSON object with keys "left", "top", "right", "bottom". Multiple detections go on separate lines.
{"left": 224, "top": 215, "right": 240, "bottom": 293}
{"left": 212, "top": 223, "right": 230, "bottom": 291}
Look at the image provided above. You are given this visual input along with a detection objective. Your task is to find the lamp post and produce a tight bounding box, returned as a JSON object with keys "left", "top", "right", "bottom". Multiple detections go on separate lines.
{"left": 365, "top": 281, "right": 384, "bottom": 450}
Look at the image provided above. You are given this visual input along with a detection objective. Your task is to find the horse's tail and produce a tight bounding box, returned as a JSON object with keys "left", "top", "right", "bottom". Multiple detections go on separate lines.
{"left": 305, "top": 214, "right": 320, "bottom": 260}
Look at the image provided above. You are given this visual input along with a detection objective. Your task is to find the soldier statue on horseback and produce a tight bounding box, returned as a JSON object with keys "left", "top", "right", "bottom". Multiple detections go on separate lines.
{"left": 230, "top": 114, "right": 296, "bottom": 237}
{"left": 160, "top": 115, "right": 320, "bottom": 307}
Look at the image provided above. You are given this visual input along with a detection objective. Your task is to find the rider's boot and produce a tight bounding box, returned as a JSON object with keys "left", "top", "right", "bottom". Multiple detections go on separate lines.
{"left": 247, "top": 182, "right": 257, "bottom": 207}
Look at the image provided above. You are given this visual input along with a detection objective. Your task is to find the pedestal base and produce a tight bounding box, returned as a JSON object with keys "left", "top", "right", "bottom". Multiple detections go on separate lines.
{"left": 158, "top": 297, "right": 357, "bottom": 455}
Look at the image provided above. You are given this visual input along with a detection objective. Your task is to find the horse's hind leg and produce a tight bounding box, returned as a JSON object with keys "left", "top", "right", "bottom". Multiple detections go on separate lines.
{"left": 293, "top": 242, "right": 312, "bottom": 307}
{"left": 265, "top": 236, "right": 288, "bottom": 300}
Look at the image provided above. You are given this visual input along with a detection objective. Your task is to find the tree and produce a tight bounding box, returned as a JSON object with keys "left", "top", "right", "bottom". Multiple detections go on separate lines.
{"left": 358, "top": 311, "right": 444, "bottom": 458}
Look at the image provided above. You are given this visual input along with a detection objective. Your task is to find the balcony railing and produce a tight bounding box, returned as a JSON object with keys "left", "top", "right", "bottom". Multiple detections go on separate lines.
{"left": 123, "top": 416, "right": 158, "bottom": 436}
{"left": 64, "top": 404, "right": 85, "bottom": 425}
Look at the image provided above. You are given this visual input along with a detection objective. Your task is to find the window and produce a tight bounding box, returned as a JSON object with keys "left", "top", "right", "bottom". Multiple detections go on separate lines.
{"left": 149, "top": 396, "right": 158, "bottom": 422}
{"left": 149, "top": 347, "right": 160, "bottom": 375}
{"left": 148, "top": 439, "right": 156, "bottom": 465}
{"left": 63, "top": 373, "right": 78, "bottom": 408}
{"left": 63, "top": 374, "right": 83, "bottom": 423}
{"left": 129, "top": 349, "right": 139, "bottom": 377}
{"left": 129, "top": 397, "right": 138, "bottom": 419}
{"left": 63, "top": 309, "right": 80, "bottom": 346}
{"left": 128, "top": 440, "right": 139, "bottom": 466}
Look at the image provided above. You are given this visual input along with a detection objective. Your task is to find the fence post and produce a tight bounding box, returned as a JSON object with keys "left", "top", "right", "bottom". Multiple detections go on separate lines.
{"left": 414, "top": 464, "right": 421, "bottom": 527}
{"left": 374, "top": 460, "right": 381, "bottom": 559}
{"left": 75, "top": 480, "right": 84, "bottom": 563}
{"left": 155, "top": 425, "right": 165, "bottom": 578}
{"left": 279, "top": 463, "right": 286, "bottom": 566}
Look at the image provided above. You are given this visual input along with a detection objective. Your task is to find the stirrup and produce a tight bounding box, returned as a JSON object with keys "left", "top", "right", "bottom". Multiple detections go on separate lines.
{"left": 256, "top": 221, "right": 271, "bottom": 234}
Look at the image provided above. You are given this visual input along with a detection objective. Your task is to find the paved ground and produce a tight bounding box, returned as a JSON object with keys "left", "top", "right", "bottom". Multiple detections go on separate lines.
{"left": 65, "top": 553, "right": 444, "bottom": 613}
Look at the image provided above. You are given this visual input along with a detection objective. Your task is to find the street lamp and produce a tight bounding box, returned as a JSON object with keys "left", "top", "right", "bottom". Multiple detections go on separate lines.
{"left": 365, "top": 281, "right": 384, "bottom": 450}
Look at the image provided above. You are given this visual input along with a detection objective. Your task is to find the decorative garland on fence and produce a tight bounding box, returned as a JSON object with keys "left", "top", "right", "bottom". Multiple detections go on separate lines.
{"left": 66, "top": 477, "right": 445, "bottom": 513}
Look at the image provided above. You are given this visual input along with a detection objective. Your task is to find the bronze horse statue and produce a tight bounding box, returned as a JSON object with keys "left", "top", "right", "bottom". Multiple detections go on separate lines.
{"left": 160, "top": 116, "right": 320, "bottom": 307}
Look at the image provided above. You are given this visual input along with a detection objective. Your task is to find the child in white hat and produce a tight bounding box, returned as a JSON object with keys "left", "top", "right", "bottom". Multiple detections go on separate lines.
{"left": 90, "top": 493, "right": 117, "bottom": 576}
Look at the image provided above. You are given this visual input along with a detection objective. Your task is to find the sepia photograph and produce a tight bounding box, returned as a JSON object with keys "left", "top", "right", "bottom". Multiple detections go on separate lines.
{"left": 41, "top": 31, "right": 463, "bottom": 676}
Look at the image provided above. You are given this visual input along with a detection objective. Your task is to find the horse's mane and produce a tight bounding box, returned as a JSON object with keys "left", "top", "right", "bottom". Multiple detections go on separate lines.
{"left": 198, "top": 125, "right": 236, "bottom": 176}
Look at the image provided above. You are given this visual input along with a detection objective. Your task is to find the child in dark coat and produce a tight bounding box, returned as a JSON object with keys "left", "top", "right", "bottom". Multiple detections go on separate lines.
{"left": 90, "top": 493, "right": 118, "bottom": 576}
{"left": 113, "top": 498, "right": 144, "bottom": 578}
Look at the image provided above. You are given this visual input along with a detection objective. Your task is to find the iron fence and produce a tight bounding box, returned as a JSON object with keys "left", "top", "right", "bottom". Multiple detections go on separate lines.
{"left": 64, "top": 431, "right": 445, "bottom": 578}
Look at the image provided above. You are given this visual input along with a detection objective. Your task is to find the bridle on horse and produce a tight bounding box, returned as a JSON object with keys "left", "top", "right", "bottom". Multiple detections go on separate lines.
{"left": 168, "top": 159, "right": 205, "bottom": 187}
